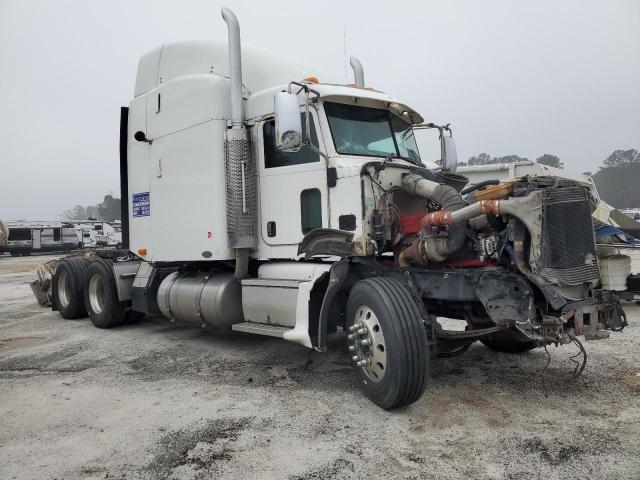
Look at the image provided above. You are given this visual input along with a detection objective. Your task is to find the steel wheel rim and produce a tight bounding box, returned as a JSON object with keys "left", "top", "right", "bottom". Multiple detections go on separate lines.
{"left": 350, "top": 306, "right": 387, "bottom": 382}
{"left": 58, "top": 271, "right": 70, "bottom": 308}
{"left": 88, "top": 274, "right": 105, "bottom": 315}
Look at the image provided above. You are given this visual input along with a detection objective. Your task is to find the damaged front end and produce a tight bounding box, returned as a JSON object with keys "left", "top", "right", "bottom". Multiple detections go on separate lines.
{"left": 302, "top": 162, "right": 629, "bottom": 355}
{"left": 399, "top": 173, "right": 627, "bottom": 348}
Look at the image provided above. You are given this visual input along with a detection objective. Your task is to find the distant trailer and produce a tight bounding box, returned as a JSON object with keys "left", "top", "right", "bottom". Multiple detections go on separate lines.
{"left": 70, "top": 221, "right": 122, "bottom": 248}
{"left": 1, "top": 226, "right": 81, "bottom": 256}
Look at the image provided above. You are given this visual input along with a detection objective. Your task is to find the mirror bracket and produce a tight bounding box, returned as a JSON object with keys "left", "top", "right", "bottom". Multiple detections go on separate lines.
{"left": 285, "top": 81, "right": 329, "bottom": 161}
{"left": 412, "top": 122, "right": 457, "bottom": 172}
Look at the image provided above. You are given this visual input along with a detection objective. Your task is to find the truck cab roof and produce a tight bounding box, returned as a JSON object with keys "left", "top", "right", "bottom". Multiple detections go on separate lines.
{"left": 134, "top": 41, "right": 323, "bottom": 98}
{"left": 135, "top": 41, "right": 423, "bottom": 124}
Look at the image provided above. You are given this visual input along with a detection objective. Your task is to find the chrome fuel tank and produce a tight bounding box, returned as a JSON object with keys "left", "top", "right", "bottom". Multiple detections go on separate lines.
{"left": 157, "top": 271, "right": 244, "bottom": 328}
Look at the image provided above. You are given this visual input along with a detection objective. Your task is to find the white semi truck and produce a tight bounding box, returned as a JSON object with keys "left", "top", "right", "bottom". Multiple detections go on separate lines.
{"left": 50, "top": 8, "right": 630, "bottom": 409}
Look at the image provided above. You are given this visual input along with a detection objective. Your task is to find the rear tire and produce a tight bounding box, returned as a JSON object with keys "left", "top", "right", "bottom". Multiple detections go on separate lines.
{"left": 346, "top": 277, "right": 429, "bottom": 410}
{"left": 480, "top": 328, "right": 537, "bottom": 353}
{"left": 84, "top": 259, "right": 127, "bottom": 328}
{"left": 52, "top": 257, "right": 89, "bottom": 319}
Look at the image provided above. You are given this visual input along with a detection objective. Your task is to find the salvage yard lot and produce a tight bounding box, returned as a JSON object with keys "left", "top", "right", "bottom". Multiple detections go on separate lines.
{"left": 1, "top": 254, "right": 639, "bottom": 479}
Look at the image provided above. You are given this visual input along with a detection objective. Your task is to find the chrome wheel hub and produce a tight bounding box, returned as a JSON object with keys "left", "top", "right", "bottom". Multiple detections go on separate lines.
{"left": 88, "top": 274, "right": 106, "bottom": 315}
{"left": 58, "top": 271, "right": 70, "bottom": 308}
{"left": 348, "top": 306, "right": 387, "bottom": 382}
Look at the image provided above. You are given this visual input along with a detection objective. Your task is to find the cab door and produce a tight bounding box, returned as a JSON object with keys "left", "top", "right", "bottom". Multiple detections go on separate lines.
{"left": 258, "top": 111, "right": 328, "bottom": 247}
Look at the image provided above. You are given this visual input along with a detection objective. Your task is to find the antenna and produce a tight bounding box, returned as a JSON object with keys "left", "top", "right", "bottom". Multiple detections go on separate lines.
{"left": 343, "top": 24, "right": 348, "bottom": 83}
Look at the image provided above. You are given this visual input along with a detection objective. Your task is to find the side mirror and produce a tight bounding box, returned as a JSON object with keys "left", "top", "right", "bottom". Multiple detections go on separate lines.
{"left": 442, "top": 136, "right": 458, "bottom": 172}
{"left": 274, "top": 92, "right": 302, "bottom": 152}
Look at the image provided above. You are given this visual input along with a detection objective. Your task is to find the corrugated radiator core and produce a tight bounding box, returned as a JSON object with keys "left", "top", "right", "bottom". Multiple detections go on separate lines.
{"left": 538, "top": 187, "right": 599, "bottom": 286}
{"left": 225, "top": 128, "right": 257, "bottom": 249}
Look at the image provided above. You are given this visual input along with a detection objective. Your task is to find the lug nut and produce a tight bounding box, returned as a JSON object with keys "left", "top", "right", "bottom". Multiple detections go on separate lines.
{"left": 351, "top": 355, "right": 361, "bottom": 362}
{"left": 347, "top": 333, "right": 356, "bottom": 340}
{"left": 349, "top": 322, "right": 363, "bottom": 332}
{"left": 356, "top": 359, "right": 370, "bottom": 367}
{"left": 359, "top": 338, "right": 371, "bottom": 346}
{"left": 356, "top": 328, "right": 367, "bottom": 336}
{"left": 348, "top": 345, "right": 356, "bottom": 352}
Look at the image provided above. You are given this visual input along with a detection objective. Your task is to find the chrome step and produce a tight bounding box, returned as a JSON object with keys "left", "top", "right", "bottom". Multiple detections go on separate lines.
{"left": 232, "top": 322, "right": 291, "bottom": 338}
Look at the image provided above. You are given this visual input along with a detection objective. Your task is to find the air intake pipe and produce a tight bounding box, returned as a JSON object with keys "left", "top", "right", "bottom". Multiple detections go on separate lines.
{"left": 222, "top": 7, "right": 256, "bottom": 279}
{"left": 350, "top": 57, "right": 365, "bottom": 88}
{"left": 401, "top": 173, "right": 466, "bottom": 262}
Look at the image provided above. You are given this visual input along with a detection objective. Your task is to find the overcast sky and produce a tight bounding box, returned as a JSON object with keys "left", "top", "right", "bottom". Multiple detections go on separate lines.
{"left": 1, "top": 0, "right": 639, "bottom": 220}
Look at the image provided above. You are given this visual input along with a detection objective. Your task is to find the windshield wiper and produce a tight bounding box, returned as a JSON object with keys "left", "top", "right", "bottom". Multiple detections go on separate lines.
{"left": 384, "top": 154, "right": 422, "bottom": 167}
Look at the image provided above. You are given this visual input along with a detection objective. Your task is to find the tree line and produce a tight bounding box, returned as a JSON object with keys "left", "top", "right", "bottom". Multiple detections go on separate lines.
{"left": 459, "top": 153, "right": 563, "bottom": 168}
{"left": 591, "top": 149, "right": 640, "bottom": 208}
{"left": 459, "top": 149, "right": 640, "bottom": 208}
{"left": 61, "top": 194, "right": 121, "bottom": 222}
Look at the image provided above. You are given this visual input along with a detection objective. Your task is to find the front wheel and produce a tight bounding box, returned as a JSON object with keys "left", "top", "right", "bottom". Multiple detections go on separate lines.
{"left": 346, "top": 277, "right": 429, "bottom": 410}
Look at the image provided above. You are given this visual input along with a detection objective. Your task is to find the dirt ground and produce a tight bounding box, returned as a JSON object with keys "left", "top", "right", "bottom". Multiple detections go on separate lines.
{"left": 1, "top": 253, "right": 639, "bottom": 480}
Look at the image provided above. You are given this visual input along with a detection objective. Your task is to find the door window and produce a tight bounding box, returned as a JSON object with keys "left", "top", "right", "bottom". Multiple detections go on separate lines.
{"left": 300, "top": 189, "right": 322, "bottom": 234}
{"left": 263, "top": 114, "right": 319, "bottom": 168}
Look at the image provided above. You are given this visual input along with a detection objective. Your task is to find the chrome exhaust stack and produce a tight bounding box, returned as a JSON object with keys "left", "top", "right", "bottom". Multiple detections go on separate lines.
{"left": 221, "top": 7, "right": 256, "bottom": 278}
{"left": 350, "top": 57, "right": 365, "bottom": 88}
{"left": 221, "top": 7, "right": 243, "bottom": 129}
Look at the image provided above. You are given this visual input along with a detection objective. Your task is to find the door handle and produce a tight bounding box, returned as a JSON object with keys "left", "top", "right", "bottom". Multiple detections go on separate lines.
{"left": 267, "top": 221, "right": 276, "bottom": 237}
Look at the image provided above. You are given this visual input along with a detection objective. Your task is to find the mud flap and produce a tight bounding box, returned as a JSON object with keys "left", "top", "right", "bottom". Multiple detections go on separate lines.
{"left": 315, "top": 260, "right": 352, "bottom": 351}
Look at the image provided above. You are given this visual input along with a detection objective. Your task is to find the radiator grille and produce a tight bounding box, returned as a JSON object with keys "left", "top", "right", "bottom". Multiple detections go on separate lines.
{"left": 539, "top": 187, "right": 599, "bottom": 286}
{"left": 225, "top": 129, "right": 257, "bottom": 249}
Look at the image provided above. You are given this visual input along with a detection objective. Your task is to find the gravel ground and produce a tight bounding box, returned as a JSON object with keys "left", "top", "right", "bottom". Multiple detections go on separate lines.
{"left": 1, "top": 253, "right": 639, "bottom": 480}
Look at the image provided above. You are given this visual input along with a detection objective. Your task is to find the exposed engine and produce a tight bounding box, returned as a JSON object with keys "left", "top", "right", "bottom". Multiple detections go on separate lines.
{"left": 364, "top": 166, "right": 627, "bottom": 345}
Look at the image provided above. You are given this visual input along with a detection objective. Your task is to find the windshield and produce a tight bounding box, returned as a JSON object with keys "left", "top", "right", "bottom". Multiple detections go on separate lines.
{"left": 324, "top": 102, "right": 422, "bottom": 164}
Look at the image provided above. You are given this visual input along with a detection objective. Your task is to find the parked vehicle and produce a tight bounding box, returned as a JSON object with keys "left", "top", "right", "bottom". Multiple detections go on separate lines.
{"left": 70, "top": 220, "right": 122, "bottom": 248}
{"left": 0, "top": 220, "right": 8, "bottom": 255}
{"left": 2, "top": 222, "right": 81, "bottom": 256}
{"left": 50, "top": 8, "right": 630, "bottom": 409}
{"left": 620, "top": 208, "right": 640, "bottom": 221}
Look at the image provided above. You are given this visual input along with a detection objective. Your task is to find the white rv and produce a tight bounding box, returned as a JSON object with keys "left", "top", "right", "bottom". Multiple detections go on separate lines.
{"left": 2, "top": 222, "right": 81, "bottom": 256}
{"left": 70, "top": 220, "right": 122, "bottom": 248}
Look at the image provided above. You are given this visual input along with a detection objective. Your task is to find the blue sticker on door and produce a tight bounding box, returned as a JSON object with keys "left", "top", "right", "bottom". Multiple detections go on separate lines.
{"left": 132, "top": 192, "right": 150, "bottom": 217}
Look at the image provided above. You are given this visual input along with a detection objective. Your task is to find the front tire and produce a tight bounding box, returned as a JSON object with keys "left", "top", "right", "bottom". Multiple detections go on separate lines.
{"left": 346, "top": 277, "right": 429, "bottom": 410}
{"left": 52, "top": 257, "right": 89, "bottom": 319}
{"left": 84, "top": 259, "right": 127, "bottom": 328}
